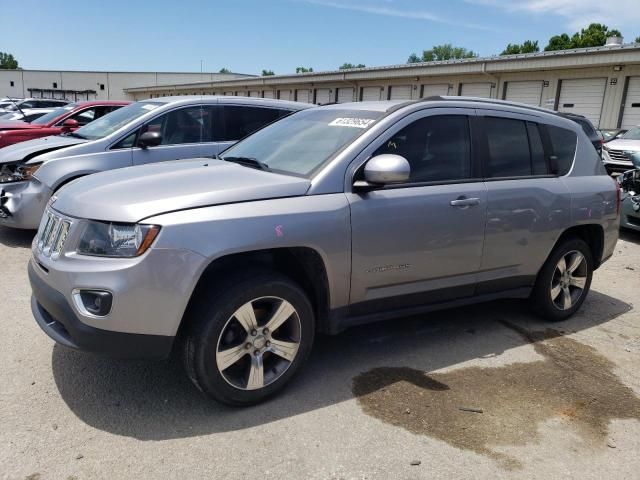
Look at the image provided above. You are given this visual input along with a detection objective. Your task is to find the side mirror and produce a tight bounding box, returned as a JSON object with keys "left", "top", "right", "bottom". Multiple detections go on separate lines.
{"left": 356, "top": 154, "right": 410, "bottom": 189}
{"left": 138, "top": 131, "right": 162, "bottom": 149}
{"left": 61, "top": 118, "right": 79, "bottom": 131}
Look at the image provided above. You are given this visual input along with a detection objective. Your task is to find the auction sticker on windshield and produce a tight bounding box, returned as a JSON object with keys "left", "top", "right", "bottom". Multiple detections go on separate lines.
{"left": 329, "top": 118, "right": 376, "bottom": 129}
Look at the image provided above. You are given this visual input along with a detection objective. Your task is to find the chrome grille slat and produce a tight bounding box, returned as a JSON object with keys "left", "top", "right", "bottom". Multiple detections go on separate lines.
{"left": 607, "top": 150, "right": 631, "bottom": 162}
{"left": 36, "top": 208, "right": 71, "bottom": 259}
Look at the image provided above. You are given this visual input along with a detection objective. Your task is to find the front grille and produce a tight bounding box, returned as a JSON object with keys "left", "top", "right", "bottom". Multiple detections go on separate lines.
{"left": 36, "top": 209, "right": 71, "bottom": 259}
{"left": 607, "top": 149, "right": 632, "bottom": 163}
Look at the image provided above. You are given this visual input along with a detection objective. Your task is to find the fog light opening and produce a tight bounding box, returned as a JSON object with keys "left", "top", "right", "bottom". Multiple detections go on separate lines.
{"left": 73, "top": 289, "right": 113, "bottom": 317}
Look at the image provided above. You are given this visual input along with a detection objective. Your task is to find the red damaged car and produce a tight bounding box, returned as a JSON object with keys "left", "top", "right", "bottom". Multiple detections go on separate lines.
{"left": 0, "top": 101, "right": 130, "bottom": 148}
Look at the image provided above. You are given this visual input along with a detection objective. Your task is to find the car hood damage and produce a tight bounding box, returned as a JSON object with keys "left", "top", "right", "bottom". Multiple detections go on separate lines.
{"left": 51, "top": 158, "right": 312, "bottom": 223}
{"left": 0, "top": 135, "right": 87, "bottom": 165}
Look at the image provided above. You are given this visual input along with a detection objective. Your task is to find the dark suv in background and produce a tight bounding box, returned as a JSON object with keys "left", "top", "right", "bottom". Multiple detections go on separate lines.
{"left": 558, "top": 112, "right": 603, "bottom": 156}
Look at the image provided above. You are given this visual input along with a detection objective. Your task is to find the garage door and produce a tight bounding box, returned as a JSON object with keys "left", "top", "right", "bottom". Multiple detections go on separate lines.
{"left": 361, "top": 86, "right": 383, "bottom": 101}
{"left": 263, "top": 90, "right": 275, "bottom": 99}
{"left": 420, "top": 84, "right": 450, "bottom": 98}
{"left": 315, "top": 88, "right": 332, "bottom": 105}
{"left": 460, "top": 83, "right": 493, "bottom": 98}
{"left": 389, "top": 85, "right": 412, "bottom": 100}
{"left": 621, "top": 76, "right": 640, "bottom": 129}
{"left": 295, "top": 89, "right": 312, "bottom": 103}
{"left": 278, "top": 90, "right": 292, "bottom": 101}
{"left": 504, "top": 81, "right": 544, "bottom": 106}
{"left": 249, "top": 91, "right": 261, "bottom": 97}
{"left": 337, "top": 88, "right": 354, "bottom": 103}
{"left": 558, "top": 78, "right": 607, "bottom": 127}
{"left": 224, "top": 91, "right": 236, "bottom": 96}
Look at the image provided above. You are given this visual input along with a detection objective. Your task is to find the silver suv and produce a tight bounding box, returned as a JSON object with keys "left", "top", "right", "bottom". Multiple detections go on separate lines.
{"left": 0, "top": 96, "right": 308, "bottom": 229}
{"left": 29, "top": 97, "right": 620, "bottom": 405}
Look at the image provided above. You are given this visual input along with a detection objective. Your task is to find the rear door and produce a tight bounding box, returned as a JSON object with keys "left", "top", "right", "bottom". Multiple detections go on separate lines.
{"left": 474, "top": 110, "right": 571, "bottom": 293}
{"left": 214, "top": 105, "right": 291, "bottom": 153}
{"left": 347, "top": 108, "right": 487, "bottom": 313}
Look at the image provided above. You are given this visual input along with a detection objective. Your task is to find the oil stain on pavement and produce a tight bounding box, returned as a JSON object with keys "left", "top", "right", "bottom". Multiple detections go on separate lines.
{"left": 352, "top": 321, "right": 640, "bottom": 469}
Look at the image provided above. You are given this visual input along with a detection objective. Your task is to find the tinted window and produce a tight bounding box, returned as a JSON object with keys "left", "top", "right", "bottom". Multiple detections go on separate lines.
{"left": 75, "top": 101, "right": 162, "bottom": 140}
{"left": 484, "top": 117, "right": 531, "bottom": 178}
{"left": 374, "top": 115, "right": 471, "bottom": 183}
{"left": 527, "top": 122, "right": 548, "bottom": 175}
{"left": 220, "top": 106, "right": 284, "bottom": 141}
{"left": 139, "top": 106, "right": 205, "bottom": 146}
{"left": 546, "top": 125, "right": 577, "bottom": 175}
{"left": 70, "top": 107, "right": 97, "bottom": 126}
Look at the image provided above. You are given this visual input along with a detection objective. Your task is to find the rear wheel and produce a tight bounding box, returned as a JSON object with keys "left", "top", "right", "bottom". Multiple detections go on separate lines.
{"left": 182, "top": 271, "right": 315, "bottom": 406}
{"left": 530, "top": 238, "right": 593, "bottom": 322}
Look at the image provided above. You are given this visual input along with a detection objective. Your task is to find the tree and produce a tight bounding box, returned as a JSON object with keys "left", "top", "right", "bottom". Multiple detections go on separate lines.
{"left": 261, "top": 69, "right": 275, "bottom": 76}
{"left": 635, "top": 36, "right": 640, "bottom": 43}
{"left": 0, "top": 52, "right": 19, "bottom": 69}
{"left": 407, "top": 44, "right": 477, "bottom": 63}
{"left": 339, "top": 63, "right": 366, "bottom": 69}
{"left": 545, "top": 23, "right": 622, "bottom": 51}
{"left": 296, "top": 66, "right": 314, "bottom": 73}
{"left": 501, "top": 40, "right": 539, "bottom": 55}
{"left": 544, "top": 33, "right": 573, "bottom": 51}
{"left": 218, "top": 67, "right": 231, "bottom": 74}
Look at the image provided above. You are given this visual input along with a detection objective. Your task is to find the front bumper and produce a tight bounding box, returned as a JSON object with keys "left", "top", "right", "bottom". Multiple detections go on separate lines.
{"left": 29, "top": 260, "right": 175, "bottom": 359}
{"left": 621, "top": 193, "right": 640, "bottom": 231}
{"left": 602, "top": 150, "right": 634, "bottom": 174}
{"left": 0, "top": 179, "right": 51, "bottom": 229}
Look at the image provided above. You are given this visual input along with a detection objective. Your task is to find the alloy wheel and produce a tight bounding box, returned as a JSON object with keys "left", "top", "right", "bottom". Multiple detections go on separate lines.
{"left": 550, "top": 250, "right": 588, "bottom": 311}
{"left": 216, "top": 297, "right": 301, "bottom": 390}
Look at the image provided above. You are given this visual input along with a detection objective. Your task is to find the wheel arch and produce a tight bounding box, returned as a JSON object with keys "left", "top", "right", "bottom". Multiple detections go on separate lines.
{"left": 178, "top": 247, "right": 332, "bottom": 337}
{"left": 547, "top": 224, "right": 605, "bottom": 270}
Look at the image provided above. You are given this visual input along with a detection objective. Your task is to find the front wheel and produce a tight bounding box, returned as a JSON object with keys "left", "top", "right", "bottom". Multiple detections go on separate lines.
{"left": 182, "top": 271, "right": 315, "bottom": 406}
{"left": 530, "top": 238, "right": 593, "bottom": 322}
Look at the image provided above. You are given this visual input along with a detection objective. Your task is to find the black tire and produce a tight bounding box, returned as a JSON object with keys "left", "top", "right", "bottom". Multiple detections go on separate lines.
{"left": 181, "top": 270, "right": 315, "bottom": 406}
{"left": 530, "top": 237, "right": 593, "bottom": 322}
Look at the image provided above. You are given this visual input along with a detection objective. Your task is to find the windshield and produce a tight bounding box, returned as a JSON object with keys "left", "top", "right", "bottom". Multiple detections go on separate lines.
{"left": 622, "top": 127, "right": 640, "bottom": 140}
{"left": 220, "top": 108, "right": 384, "bottom": 177}
{"left": 30, "top": 104, "right": 77, "bottom": 125}
{"left": 73, "top": 101, "right": 162, "bottom": 140}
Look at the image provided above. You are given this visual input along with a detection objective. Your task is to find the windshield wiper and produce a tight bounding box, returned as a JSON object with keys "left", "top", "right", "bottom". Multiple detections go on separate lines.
{"left": 221, "top": 156, "right": 269, "bottom": 171}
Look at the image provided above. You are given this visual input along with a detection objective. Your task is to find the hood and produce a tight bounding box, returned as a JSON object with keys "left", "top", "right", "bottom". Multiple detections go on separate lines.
{"left": 605, "top": 139, "right": 640, "bottom": 151}
{"left": 52, "top": 158, "right": 311, "bottom": 223}
{"left": 0, "top": 135, "right": 87, "bottom": 164}
{"left": 0, "top": 120, "right": 35, "bottom": 131}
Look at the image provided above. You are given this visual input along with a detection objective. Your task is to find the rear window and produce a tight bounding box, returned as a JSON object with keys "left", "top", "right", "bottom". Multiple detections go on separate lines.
{"left": 547, "top": 125, "right": 577, "bottom": 175}
{"left": 218, "top": 106, "right": 290, "bottom": 141}
{"left": 484, "top": 117, "right": 532, "bottom": 178}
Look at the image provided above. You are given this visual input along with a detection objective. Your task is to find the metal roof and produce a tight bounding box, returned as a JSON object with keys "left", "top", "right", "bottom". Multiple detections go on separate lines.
{"left": 125, "top": 43, "right": 640, "bottom": 93}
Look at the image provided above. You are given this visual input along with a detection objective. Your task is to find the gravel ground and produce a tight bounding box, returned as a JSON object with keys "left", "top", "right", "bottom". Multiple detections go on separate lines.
{"left": 1, "top": 226, "right": 639, "bottom": 480}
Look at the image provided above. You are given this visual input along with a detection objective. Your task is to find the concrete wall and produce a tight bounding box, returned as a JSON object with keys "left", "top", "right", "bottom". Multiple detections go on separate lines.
{"left": 0, "top": 70, "right": 251, "bottom": 101}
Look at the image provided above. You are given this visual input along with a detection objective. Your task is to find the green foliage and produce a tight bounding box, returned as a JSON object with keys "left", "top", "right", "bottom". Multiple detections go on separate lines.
{"left": 339, "top": 63, "right": 366, "bottom": 69}
{"left": 407, "top": 44, "right": 477, "bottom": 63}
{"left": 218, "top": 68, "right": 231, "bottom": 74}
{"left": 545, "top": 23, "right": 623, "bottom": 51}
{"left": 0, "top": 52, "right": 19, "bottom": 69}
{"left": 295, "top": 66, "right": 314, "bottom": 73}
{"left": 261, "top": 69, "right": 275, "bottom": 76}
{"left": 635, "top": 36, "right": 640, "bottom": 43}
{"left": 501, "top": 40, "right": 539, "bottom": 55}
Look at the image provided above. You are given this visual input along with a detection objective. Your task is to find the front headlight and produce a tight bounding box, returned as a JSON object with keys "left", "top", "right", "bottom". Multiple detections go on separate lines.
{"left": 0, "top": 162, "right": 41, "bottom": 183}
{"left": 77, "top": 221, "right": 160, "bottom": 257}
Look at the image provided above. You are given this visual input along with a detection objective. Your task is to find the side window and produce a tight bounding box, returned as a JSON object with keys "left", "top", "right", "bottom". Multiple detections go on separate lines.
{"left": 483, "top": 117, "right": 531, "bottom": 178}
{"left": 68, "top": 108, "right": 97, "bottom": 126}
{"left": 527, "top": 122, "right": 548, "bottom": 175}
{"left": 112, "top": 132, "right": 137, "bottom": 149}
{"left": 220, "top": 106, "right": 282, "bottom": 141}
{"left": 373, "top": 115, "right": 472, "bottom": 183}
{"left": 546, "top": 125, "right": 577, "bottom": 176}
{"left": 20, "top": 101, "right": 34, "bottom": 108}
{"left": 138, "top": 106, "right": 205, "bottom": 146}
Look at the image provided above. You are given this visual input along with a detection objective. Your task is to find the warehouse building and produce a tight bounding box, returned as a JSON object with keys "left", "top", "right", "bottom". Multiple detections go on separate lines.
{"left": 125, "top": 42, "right": 640, "bottom": 130}
{"left": 0, "top": 69, "right": 253, "bottom": 102}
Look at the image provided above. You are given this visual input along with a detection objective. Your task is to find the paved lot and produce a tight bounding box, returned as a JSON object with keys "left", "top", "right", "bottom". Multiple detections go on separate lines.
{"left": 1, "top": 226, "right": 639, "bottom": 480}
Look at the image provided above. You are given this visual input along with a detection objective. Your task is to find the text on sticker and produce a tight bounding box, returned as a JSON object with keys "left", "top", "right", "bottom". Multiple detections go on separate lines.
{"left": 328, "top": 118, "right": 376, "bottom": 129}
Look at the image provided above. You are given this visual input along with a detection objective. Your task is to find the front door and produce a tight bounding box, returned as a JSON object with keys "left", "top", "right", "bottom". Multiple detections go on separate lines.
{"left": 347, "top": 109, "right": 487, "bottom": 315}
{"left": 132, "top": 105, "right": 208, "bottom": 165}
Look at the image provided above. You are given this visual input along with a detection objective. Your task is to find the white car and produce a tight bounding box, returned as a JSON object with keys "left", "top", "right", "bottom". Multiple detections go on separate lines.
{"left": 0, "top": 108, "right": 56, "bottom": 123}
{"left": 602, "top": 126, "right": 640, "bottom": 174}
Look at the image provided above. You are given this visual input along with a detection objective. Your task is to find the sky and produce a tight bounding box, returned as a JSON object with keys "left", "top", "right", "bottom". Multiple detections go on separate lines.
{"left": 2, "top": 0, "right": 640, "bottom": 75}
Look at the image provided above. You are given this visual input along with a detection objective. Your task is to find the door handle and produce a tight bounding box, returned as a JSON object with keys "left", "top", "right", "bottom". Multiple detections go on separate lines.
{"left": 450, "top": 197, "right": 480, "bottom": 207}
